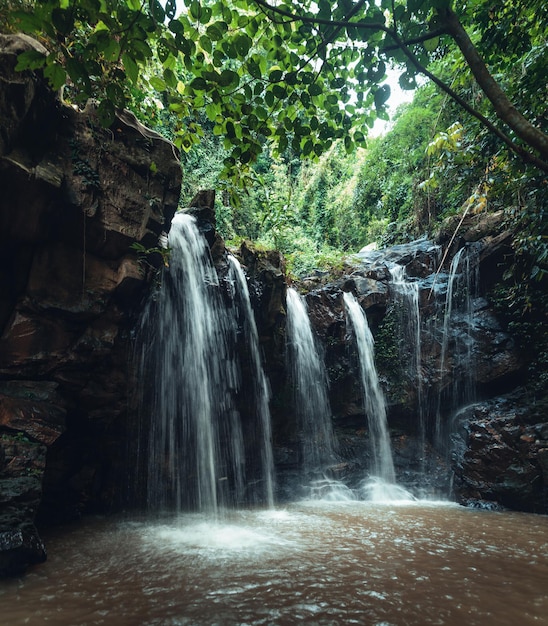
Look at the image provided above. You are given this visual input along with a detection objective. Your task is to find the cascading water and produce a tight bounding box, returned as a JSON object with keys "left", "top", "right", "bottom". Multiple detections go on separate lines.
{"left": 343, "top": 291, "right": 397, "bottom": 490}
{"left": 434, "top": 245, "right": 480, "bottom": 449}
{"left": 389, "top": 263, "right": 424, "bottom": 433}
{"left": 285, "top": 288, "right": 338, "bottom": 481}
{"left": 137, "top": 212, "right": 274, "bottom": 514}
{"left": 227, "top": 255, "right": 275, "bottom": 507}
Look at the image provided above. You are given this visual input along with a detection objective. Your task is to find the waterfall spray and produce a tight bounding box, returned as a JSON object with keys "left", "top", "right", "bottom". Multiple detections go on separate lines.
{"left": 137, "top": 213, "right": 255, "bottom": 514}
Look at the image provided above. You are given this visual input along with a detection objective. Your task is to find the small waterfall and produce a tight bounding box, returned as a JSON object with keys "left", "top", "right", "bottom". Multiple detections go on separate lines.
{"left": 389, "top": 264, "right": 424, "bottom": 432}
{"left": 343, "top": 292, "right": 396, "bottom": 486}
{"left": 435, "top": 245, "right": 479, "bottom": 448}
{"left": 137, "top": 212, "right": 275, "bottom": 514}
{"left": 227, "top": 256, "right": 275, "bottom": 507}
{"left": 285, "top": 288, "right": 338, "bottom": 477}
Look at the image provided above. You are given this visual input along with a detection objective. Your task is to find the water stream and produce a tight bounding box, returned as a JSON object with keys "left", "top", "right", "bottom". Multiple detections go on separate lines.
{"left": 227, "top": 255, "right": 275, "bottom": 506}
{"left": 136, "top": 213, "right": 273, "bottom": 512}
{"left": 435, "top": 245, "right": 480, "bottom": 449}
{"left": 343, "top": 292, "right": 397, "bottom": 490}
{"left": 285, "top": 288, "right": 338, "bottom": 478}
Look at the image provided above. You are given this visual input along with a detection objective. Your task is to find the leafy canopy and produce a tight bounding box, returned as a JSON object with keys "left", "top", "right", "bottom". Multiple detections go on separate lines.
{"left": 6, "top": 0, "right": 548, "bottom": 184}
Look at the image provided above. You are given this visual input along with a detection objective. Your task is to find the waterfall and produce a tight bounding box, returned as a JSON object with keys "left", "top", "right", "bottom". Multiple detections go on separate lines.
{"left": 343, "top": 292, "right": 396, "bottom": 486}
{"left": 435, "top": 245, "right": 479, "bottom": 448}
{"left": 389, "top": 264, "right": 424, "bottom": 432}
{"left": 285, "top": 288, "right": 338, "bottom": 477}
{"left": 138, "top": 212, "right": 273, "bottom": 514}
{"left": 227, "top": 255, "right": 275, "bottom": 507}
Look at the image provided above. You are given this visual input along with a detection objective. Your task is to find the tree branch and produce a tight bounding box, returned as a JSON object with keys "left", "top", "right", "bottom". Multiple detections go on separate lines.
{"left": 251, "top": 0, "right": 390, "bottom": 34}
{"left": 250, "top": 0, "right": 548, "bottom": 172}
{"left": 438, "top": 7, "right": 548, "bottom": 161}
{"left": 381, "top": 27, "right": 448, "bottom": 52}
{"left": 392, "top": 32, "right": 548, "bottom": 173}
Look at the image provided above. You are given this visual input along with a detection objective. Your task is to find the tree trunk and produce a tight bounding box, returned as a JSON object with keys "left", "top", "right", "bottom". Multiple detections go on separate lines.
{"left": 439, "top": 8, "right": 548, "bottom": 160}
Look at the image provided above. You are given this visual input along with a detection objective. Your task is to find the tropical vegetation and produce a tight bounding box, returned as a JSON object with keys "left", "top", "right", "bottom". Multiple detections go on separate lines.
{"left": 1, "top": 0, "right": 546, "bottom": 279}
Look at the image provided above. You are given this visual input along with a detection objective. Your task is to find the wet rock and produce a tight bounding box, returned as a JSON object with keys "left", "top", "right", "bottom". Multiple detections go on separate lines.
{"left": 0, "top": 34, "right": 181, "bottom": 575}
{"left": 0, "top": 525, "right": 46, "bottom": 576}
{"left": 451, "top": 392, "right": 547, "bottom": 512}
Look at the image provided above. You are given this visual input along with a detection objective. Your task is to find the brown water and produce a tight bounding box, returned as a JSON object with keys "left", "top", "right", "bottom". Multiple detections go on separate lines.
{"left": 1, "top": 501, "right": 547, "bottom": 625}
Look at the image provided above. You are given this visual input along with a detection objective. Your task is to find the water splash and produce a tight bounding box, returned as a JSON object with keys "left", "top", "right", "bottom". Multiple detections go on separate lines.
{"left": 343, "top": 292, "right": 396, "bottom": 485}
{"left": 286, "top": 288, "right": 338, "bottom": 477}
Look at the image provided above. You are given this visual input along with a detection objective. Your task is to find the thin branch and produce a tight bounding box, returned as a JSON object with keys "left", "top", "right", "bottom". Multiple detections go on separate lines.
{"left": 250, "top": 0, "right": 548, "bottom": 172}
{"left": 381, "top": 27, "right": 448, "bottom": 52}
{"left": 251, "top": 0, "right": 390, "bottom": 34}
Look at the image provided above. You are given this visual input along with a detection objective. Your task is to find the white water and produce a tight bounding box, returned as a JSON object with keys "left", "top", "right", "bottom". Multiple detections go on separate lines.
{"left": 285, "top": 288, "right": 338, "bottom": 476}
{"left": 227, "top": 255, "right": 275, "bottom": 506}
{"left": 343, "top": 292, "right": 396, "bottom": 486}
{"left": 389, "top": 263, "right": 424, "bottom": 436}
{"left": 137, "top": 213, "right": 275, "bottom": 513}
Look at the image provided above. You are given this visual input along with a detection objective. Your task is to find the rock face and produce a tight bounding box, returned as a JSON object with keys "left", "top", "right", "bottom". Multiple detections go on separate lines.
{"left": 452, "top": 392, "right": 548, "bottom": 512}
{"left": 0, "top": 34, "right": 181, "bottom": 575}
{"left": 289, "top": 215, "right": 546, "bottom": 509}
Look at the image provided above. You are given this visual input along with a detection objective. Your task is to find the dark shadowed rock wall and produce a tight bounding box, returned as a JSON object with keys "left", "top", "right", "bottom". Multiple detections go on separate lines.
{"left": 0, "top": 34, "right": 181, "bottom": 575}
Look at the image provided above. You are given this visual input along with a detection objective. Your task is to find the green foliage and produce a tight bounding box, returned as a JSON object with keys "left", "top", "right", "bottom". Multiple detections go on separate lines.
{"left": 4, "top": 0, "right": 546, "bottom": 280}
{"left": 130, "top": 241, "right": 171, "bottom": 272}
{"left": 6, "top": 0, "right": 547, "bottom": 189}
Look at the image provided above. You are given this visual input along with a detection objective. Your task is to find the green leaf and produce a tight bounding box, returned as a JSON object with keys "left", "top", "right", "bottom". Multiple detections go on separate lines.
{"left": 234, "top": 34, "right": 252, "bottom": 57}
{"left": 66, "top": 58, "right": 91, "bottom": 95}
{"left": 205, "top": 102, "right": 219, "bottom": 122}
{"left": 308, "top": 83, "right": 323, "bottom": 97}
{"left": 149, "top": 76, "right": 167, "bottom": 91}
{"left": 219, "top": 69, "right": 239, "bottom": 88}
{"left": 424, "top": 36, "right": 440, "bottom": 52}
{"left": 199, "top": 35, "right": 212, "bottom": 54}
{"left": 163, "top": 68, "right": 177, "bottom": 88}
{"left": 165, "top": 0, "right": 177, "bottom": 19}
{"left": 199, "top": 7, "right": 212, "bottom": 24}
{"left": 97, "top": 99, "right": 116, "bottom": 127}
{"left": 122, "top": 53, "right": 139, "bottom": 84}
{"left": 247, "top": 60, "right": 262, "bottom": 79}
{"left": 51, "top": 8, "right": 74, "bottom": 35}
{"left": 15, "top": 49, "right": 46, "bottom": 72}
{"left": 374, "top": 84, "right": 391, "bottom": 109}
{"left": 189, "top": 1, "right": 201, "bottom": 21}
{"left": 207, "top": 22, "right": 228, "bottom": 41}
{"left": 169, "top": 19, "right": 185, "bottom": 35}
{"left": 269, "top": 68, "right": 283, "bottom": 82}
{"left": 189, "top": 77, "right": 208, "bottom": 90}
{"left": 149, "top": 0, "right": 165, "bottom": 23}
{"left": 367, "top": 61, "right": 386, "bottom": 82}
{"left": 399, "top": 71, "right": 417, "bottom": 90}
{"left": 43, "top": 62, "right": 66, "bottom": 91}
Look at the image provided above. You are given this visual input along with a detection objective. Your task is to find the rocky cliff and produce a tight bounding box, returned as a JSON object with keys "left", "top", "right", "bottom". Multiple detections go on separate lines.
{"left": 291, "top": 212, "right": 547, "bottom": 511}
{"left": 0, "top": 34, "right": 181, "bottom": 575}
